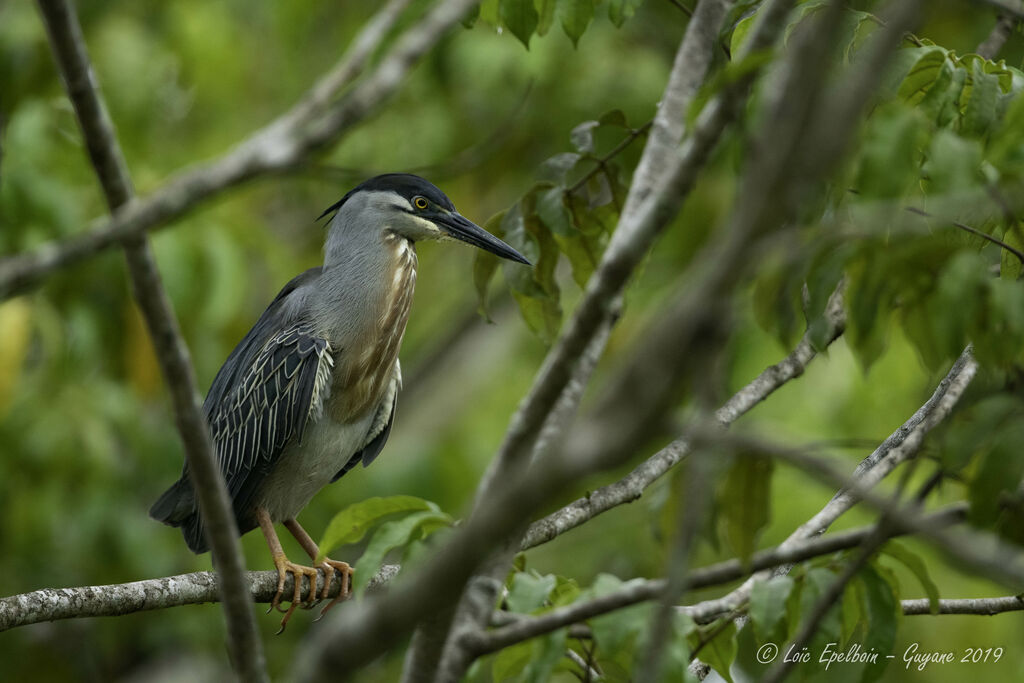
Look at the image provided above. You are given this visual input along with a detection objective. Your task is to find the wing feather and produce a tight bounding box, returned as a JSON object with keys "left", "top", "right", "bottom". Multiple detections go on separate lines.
{"left": 207, "top": 320, "right": 332, "bottom": 517}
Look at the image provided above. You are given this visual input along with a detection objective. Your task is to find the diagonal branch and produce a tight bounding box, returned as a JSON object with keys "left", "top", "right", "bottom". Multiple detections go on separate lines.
{"left": 681, "top": 347, "right": 978, "bottom": 627}
{"left": 34, "top": 0, "right": 266, "bottom": 679}
{"left": 0, "top": 0, "right": 470, "bottom": 299}
{"left": 517, "top": 234, "right": 846, "bottom": 554}
{"left": 410, "top": 2, "right": 747, "bottom": 680}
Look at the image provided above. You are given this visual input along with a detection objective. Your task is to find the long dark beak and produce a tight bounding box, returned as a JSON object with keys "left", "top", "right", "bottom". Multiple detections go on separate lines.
{"left": 434, "top": 212, "right": 531, "bottom": 265}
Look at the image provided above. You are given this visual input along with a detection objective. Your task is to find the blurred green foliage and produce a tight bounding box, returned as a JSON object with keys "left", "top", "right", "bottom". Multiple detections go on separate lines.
{"left": 3, "top": 0, "right": 1024, "bottom": 681}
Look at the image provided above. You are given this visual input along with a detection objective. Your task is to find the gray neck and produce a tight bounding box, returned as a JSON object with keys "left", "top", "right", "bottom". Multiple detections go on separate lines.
{"left": 312, "top": 193, "right": 410, "bottom": 344}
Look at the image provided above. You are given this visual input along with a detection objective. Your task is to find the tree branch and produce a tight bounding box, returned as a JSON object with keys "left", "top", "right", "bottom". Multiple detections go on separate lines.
{"left": 410, "top": 1, "right": 745, "bottom": 679}
{"left": 902, "top": 596, "right": 1024, "bottom": 616}
{"left": 976, "top": 12, "right": 1017, "bottom": 60}
{"left": 518, "top": 255, "right": 846, "bottom": 554}
{"left": 0, "top": 0, "right": 468, "bottom": 299}
{"left": 681, "top": 348, "right": 978, "bottom": 627}
{"left": 0, "top": 566, "right": 398, "bottom": 633}
{"left": 465, "top": 507, "right": 966, "bottom": 656}
{"left": 35, "top": 1, "right": 266, "bottom": 678}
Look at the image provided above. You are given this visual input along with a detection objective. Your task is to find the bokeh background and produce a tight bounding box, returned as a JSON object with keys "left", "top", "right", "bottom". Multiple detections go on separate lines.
{"left": 1, "top": 0, "right": 1022, "bottom": 680}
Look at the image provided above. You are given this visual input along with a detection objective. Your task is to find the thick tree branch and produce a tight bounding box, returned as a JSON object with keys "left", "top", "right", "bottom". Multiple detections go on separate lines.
{"left": 0, "top": 0, "right": 468, "bottom": 299}
{"left": 35, "top": 1, "right": 266, "bottom": 678}
{"left": 409, "top": 2, "right": 747, "bottom": 679}
{"left": 428, "top": 306, "right": 621, "bottom": 682}
{"left": 0, "top": 566, "right": 398, "bottom": 633}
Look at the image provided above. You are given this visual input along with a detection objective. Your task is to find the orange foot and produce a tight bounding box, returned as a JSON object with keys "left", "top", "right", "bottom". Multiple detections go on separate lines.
{"left": 269, "top": 553, "right": 322, "bottom": 634}
{"left": 314, "top": 558, "right": 353, "bottom": 621}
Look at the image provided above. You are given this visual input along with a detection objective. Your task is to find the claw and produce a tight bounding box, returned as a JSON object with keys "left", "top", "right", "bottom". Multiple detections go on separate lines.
{"left": 315, "top": 559, "right": 353, "bottom": 621}
{"left": 270, "top": 552, "right": 322, "bottom": 633}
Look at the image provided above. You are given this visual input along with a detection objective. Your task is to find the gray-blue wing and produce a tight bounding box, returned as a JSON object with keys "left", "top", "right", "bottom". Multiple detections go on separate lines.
{"left": 210, "top": 321, "right": 334, "bottom": 520}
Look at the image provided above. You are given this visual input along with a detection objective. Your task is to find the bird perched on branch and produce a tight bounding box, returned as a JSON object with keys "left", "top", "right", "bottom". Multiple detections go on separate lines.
{"left": 151, "top": 174, "right": 529, "bottom": 629}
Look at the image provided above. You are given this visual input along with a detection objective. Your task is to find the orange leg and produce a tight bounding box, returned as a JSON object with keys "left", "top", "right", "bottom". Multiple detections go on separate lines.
{"left": 257, "top": 508, "right": 320, "bottom": 633}
{"left": 283, "top": 518, "right": 353, "bottom": 619}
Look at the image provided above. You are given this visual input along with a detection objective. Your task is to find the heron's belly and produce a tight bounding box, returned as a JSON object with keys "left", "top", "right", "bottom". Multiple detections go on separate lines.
{"left": 255, "top": 409, "right": 376, "bottom": 522}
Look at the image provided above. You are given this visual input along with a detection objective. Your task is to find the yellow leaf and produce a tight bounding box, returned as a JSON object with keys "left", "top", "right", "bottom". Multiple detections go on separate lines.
{"left": 0, "top": 298, "right": 32, "bottom": 415}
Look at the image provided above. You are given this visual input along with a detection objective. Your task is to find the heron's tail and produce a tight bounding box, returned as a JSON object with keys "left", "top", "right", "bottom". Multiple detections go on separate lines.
{"left": 150, "top": 478, "right": 209, "bottom": 554}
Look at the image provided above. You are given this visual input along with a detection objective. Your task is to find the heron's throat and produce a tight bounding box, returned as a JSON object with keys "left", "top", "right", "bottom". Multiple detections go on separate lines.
{"left": 328, "top": 234, "right": 417, "bottom": 422}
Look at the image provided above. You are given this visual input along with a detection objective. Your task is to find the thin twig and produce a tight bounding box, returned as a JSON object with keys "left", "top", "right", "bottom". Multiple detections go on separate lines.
{"left": 567, "top": 121, "right": 652, "bottom": 194}
{"left": 905, "top": 206, "right": 1024, "bottom": 266}
{"left": 667, "top": 0, "right": 695, "bottom": 18}
{"left": 34, "top": 0, "right": 266, "bottom": 678}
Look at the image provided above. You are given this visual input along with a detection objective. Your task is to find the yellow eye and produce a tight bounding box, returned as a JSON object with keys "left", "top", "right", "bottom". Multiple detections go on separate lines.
{"left": 413, "top": 196, "right": 428, "bottom": 210}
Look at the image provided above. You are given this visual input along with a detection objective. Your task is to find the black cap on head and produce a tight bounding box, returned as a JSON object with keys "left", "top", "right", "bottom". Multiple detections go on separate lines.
{"left": 318, "top": 173, "right": 455, "bottom": 220}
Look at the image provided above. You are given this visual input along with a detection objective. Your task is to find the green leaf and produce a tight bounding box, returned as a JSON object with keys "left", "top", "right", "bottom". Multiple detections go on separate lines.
{"left": 608, "top": 0, "right": 643, "bottom": 27}
{"left": 799, "top": 567, "right": 843, "bottom": 651}
{"left": 473, "top": 210, "right": 507, "bottom": 321}
{"left": 897, "top": 47, "right": 948, "bottom": 103}
{"left": 841, "top": 579, "right": 865, "bottom": 645}
{"left": 588, "top": 574, "right": 652, "bottom": 655}
{"left": 749, "top": 575, "right": 794, "bottom": 645}
{"left": 506, "top": 572, "right": 557, "bottom": 613}
{"left": 688, "top": 619, "right": 737, "bottom": 683}
{"left": 857, "top": 564, "right": 899, "bottom": 683}
{"left": 524, "top": 628, "right": 567, "bottom": 683}
{"left": 570, "top": 120, "right": 599, "bottom": 153}
{"left": 536, "top": 152, "right": 582, "bottom": 183}
{"left": 930, "top": 251, "right": 988, "bottom": 360}
{"left": 925, "top": 129, "right": 981, "bottom": 194}
{"left": 729, "top": 10, "right": 756, "bottom": 58}
{"left": 316, "top": 495, "right": 434, "bottom": 562}
{"left": 493, "top": 640, "right": 533, "bottom": 682}
{"left": 880, "top": 541, "right": 940, "bottom": 614}
{"left": 854, "top": 101, "right": 925, "bottom": 199}
{"left": 480, "top": 0, "right": 500, "bottom": 25}
{"left": 536, "top": 186, "right": 597, "bottom": 287}
{"left": 962, "top": 59, "right": 1000, "bottom": 138}
{"left": 500, "top": 201, "right": 560, "bottom": 342}
{"left": 549, "top": 575, "right": 581, "bottom": 607}
{"left": 598, "top": 109, "right": 629, "bottom": 128}
{"left": 536, "top": 0, "right": 557, "bottom": 35}
{"left": 500, "top": 0, "right": 538, "bottom": 48}
{"left": 916, "top": 57, "right": 962, "bottom": 125}
{"left": 969, "top": 425, "right": 1024, "bottom": 527}
{"left": 353, "top": 509, "right": 452, "bottom": 595}
{"left": 721, "top": 455, "right": 773, "bottom": 566}
{"left": 557, "top": 0, "right": 593, "bottom": 47}
{"left": 804, "top": 243, "right": 849, "bottom": 351}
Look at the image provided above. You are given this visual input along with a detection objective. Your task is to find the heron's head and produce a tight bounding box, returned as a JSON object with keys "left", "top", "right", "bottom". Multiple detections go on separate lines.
{"left": 320, "top": 173, "right": 530, "bottom": 265}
